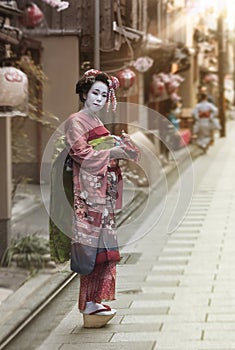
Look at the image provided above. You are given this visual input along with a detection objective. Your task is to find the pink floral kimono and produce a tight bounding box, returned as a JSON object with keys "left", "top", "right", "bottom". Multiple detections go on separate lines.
{"left": 64, "top": 112, "right": 139, "bottom": 310}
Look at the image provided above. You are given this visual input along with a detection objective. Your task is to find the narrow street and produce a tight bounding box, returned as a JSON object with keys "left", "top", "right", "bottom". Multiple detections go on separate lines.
{"left": 5, "top": 122, "right": 235, "bottom": 350}
{"left": 1, "top": 2, "right": 235, "bottom": 350}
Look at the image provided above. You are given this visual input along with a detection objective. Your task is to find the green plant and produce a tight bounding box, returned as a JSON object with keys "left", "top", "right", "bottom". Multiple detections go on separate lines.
{"left": 1, "top": 233, "right": 50, "bottom": 270}
{"left": 15, "top": 54, "right": 59, "bottom": 126}
{"left": 11, "top": 54, "right": 59, "bottom": 199}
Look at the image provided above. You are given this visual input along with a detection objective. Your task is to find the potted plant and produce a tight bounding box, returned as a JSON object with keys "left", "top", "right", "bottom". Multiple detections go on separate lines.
{"left": 1, "top": 232, "right": 54, "bottom": 270}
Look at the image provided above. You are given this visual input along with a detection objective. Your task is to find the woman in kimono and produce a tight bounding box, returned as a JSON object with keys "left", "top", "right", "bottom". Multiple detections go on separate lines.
{"left": 192, "top": 92, "right": 219, "bottom": 152}
{"left": 50, "top": 69, "right": 139, "bottom": 328}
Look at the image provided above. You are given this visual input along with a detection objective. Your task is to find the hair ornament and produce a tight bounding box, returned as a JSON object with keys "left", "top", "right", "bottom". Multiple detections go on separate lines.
{"left": 83, "top": 69, "right": 101, "bottom": 84}
{"left": 107, "top": 76, "right": 119, "bottom": 90}
{"left": 84, "top": 69, "right": 101, "bottom": 77}
{"left": 107, "top": 75, "right": 119, "bottom": 112}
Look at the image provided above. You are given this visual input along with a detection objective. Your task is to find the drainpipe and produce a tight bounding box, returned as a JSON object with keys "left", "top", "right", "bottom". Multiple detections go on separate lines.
{"left": 157, "top": 0, "right": 161, "bottom": 37}
{"left": 94, "top": 0, "right": 100, "bottom": 70}
{"left": 217, "top": 13, "right": 226, "bottom": 137}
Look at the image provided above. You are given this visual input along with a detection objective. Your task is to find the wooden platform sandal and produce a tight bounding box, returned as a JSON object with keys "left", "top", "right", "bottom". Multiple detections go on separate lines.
{"left": 83, "top": 305, "right": 116, "bottom": 328}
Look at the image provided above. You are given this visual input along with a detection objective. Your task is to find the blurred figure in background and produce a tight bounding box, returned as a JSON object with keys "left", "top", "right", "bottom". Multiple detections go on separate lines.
{"left": 199, "top": 86, "right": 215, "bottom": 104}
{"left": 168, "top": 101, "right": 181, "bottom": 130}
{"left": 192, "top": 92, "right": 220, "bottom": 152}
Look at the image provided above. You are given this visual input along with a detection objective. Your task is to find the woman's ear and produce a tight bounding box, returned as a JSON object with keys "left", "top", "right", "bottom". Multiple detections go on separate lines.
{"left": 83, "top": 93, "right": 87, "bottom": 101}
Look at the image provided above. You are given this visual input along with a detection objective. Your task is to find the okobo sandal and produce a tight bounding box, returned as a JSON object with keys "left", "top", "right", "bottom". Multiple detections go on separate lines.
{"left": 83, "top": 306, "right": 116, "bottom": 328}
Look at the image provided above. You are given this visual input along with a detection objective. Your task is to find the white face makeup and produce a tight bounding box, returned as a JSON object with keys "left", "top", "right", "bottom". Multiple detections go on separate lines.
{"left": 84, "top": 81, "right": 108, "bottom": 114}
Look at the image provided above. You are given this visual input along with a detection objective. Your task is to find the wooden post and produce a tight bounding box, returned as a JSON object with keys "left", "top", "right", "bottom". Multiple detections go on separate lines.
{"left": 233, "top": 27, "right": 235, "bottom": 106}
{"left": 0, "top": 117, "right": 12, "bottom": 260}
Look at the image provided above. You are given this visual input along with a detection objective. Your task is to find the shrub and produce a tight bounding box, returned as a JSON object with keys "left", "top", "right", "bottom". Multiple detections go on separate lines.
{"left": 1, "top": 232, "right": 51, "bottom": 270}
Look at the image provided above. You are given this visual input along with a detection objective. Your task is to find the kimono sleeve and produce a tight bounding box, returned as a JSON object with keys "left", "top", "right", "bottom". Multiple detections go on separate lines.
{"left": 64, "top": 115, "right": 110, "bottom": 205}
{"left": 65, "top": 115, "right": 110, "bottom": 176}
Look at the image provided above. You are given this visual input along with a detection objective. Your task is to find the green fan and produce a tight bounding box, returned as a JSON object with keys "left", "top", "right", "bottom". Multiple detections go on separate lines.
{"left": 88, "top": 135, "right": 116, "bottom": 150}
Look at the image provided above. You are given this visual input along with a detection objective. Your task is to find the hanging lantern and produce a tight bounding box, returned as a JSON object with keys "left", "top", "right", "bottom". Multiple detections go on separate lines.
{"left": 132, "top": 56, "right": 153, "bottom": 73}
{"left": 150, "top": 74, "right": 167, "bottom": 99}
{"left": 116, "top": 69, "right": 136, "bottom": 90}
{"left": 20, "top": 3, "right": 44, "bottom": 29}
{"left": 0, "top": 67, "right": 28, "bottom": 117}
{"left": 40, "top": 0, "right": 70, "bottom": 12}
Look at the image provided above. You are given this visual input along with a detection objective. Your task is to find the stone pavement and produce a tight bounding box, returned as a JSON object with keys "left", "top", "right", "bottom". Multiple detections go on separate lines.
{"left": 0, "top": 132, "right": 221, "bottom": 349}
{"left": 27, "top": 121, "right": 235, "bottom": 350}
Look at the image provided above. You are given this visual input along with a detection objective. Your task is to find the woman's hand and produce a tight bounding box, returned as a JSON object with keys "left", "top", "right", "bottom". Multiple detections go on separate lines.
{"left": 121, "top": 130, "right": 131, "bottom": 142}
{"left": 110, "top": 146, "right": 127, "bottom": 159}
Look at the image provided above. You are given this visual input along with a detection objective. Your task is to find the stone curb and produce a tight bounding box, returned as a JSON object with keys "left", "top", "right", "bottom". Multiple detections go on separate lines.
{"left": 0, "top": 265, "right": 74, "bottom": 349}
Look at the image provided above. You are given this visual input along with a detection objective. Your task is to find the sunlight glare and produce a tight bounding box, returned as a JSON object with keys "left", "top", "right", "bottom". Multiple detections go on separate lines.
{"left": 192, "top": 0, "right": 235, "bottom": 29}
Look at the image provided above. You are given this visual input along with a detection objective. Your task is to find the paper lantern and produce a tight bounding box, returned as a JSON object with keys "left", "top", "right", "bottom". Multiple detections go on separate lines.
{"left": 41, "top": 0, "right": 69, "bottom": 12}
{"left": 150, "top": 74, "right": 167, "bottom": 98}
{"left": 0, "top": 67, "right": 28, "bottom": 116}
{"left": 116, "top": 69, "right": 136, "bottom": 90}
{"left": 133, "top": 56, "right": 153, "bottom": 72}
{"left": 20, "top": 3, "right": 44, "bottom": 29}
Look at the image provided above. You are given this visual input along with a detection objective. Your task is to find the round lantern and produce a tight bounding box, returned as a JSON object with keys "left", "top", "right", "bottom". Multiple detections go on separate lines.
{"left": 116, "top": 69, "right": 136, "bottom": 90}
{"left": 20, "top": 3, "right": 44, "bottom": 29}
{"left": 150, "top": 74, "right": 167, "bottom": 98}
{"left": 133, "top": 56, "right": 153, "bottom": 72}
{"left": 0, "top": 67, "right": 28, "bottom": 116}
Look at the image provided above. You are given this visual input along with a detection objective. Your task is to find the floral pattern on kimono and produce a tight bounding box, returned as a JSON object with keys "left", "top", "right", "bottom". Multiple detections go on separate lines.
{"left": 64, "top": 112, "right": 139, "bottom": 275}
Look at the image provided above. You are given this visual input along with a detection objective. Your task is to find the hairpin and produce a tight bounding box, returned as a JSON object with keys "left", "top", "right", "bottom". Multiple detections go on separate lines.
{"left": 107, "top": 76, "right": 119, "bottom": 112}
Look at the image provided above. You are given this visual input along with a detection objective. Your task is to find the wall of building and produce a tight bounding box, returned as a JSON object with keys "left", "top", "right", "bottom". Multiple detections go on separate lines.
{"left": 13, "top": 36, "right": 80, "bottom": 183}
{"left": 39, "top": 35, "right": 79, "bottom": 183}
{"left": 41, "top": 36, "right": 79, "bottom": 124}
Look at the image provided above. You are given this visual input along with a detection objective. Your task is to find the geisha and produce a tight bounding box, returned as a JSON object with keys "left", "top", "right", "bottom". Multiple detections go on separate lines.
{"left": 50, "top": 69, "right": 140, "bottom": 328}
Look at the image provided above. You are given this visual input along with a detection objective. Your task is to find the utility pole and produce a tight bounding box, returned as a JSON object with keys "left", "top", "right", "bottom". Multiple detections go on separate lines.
{"left": 217, "top": 12, "right": 226, "bottom": 137}
{"left": 0, "top": 3, "right": 22, "bottom": 260}
{"left": 0, "top": 117, "right": 12, "bottom": 260}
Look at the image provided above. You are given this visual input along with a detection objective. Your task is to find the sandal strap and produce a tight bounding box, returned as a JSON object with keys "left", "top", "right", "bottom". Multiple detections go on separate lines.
{"left": 102, "top": 304, "right": 111, "bottom": 311}
{"left": 89, "top": 308, "right": 112, "bottom": 315}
